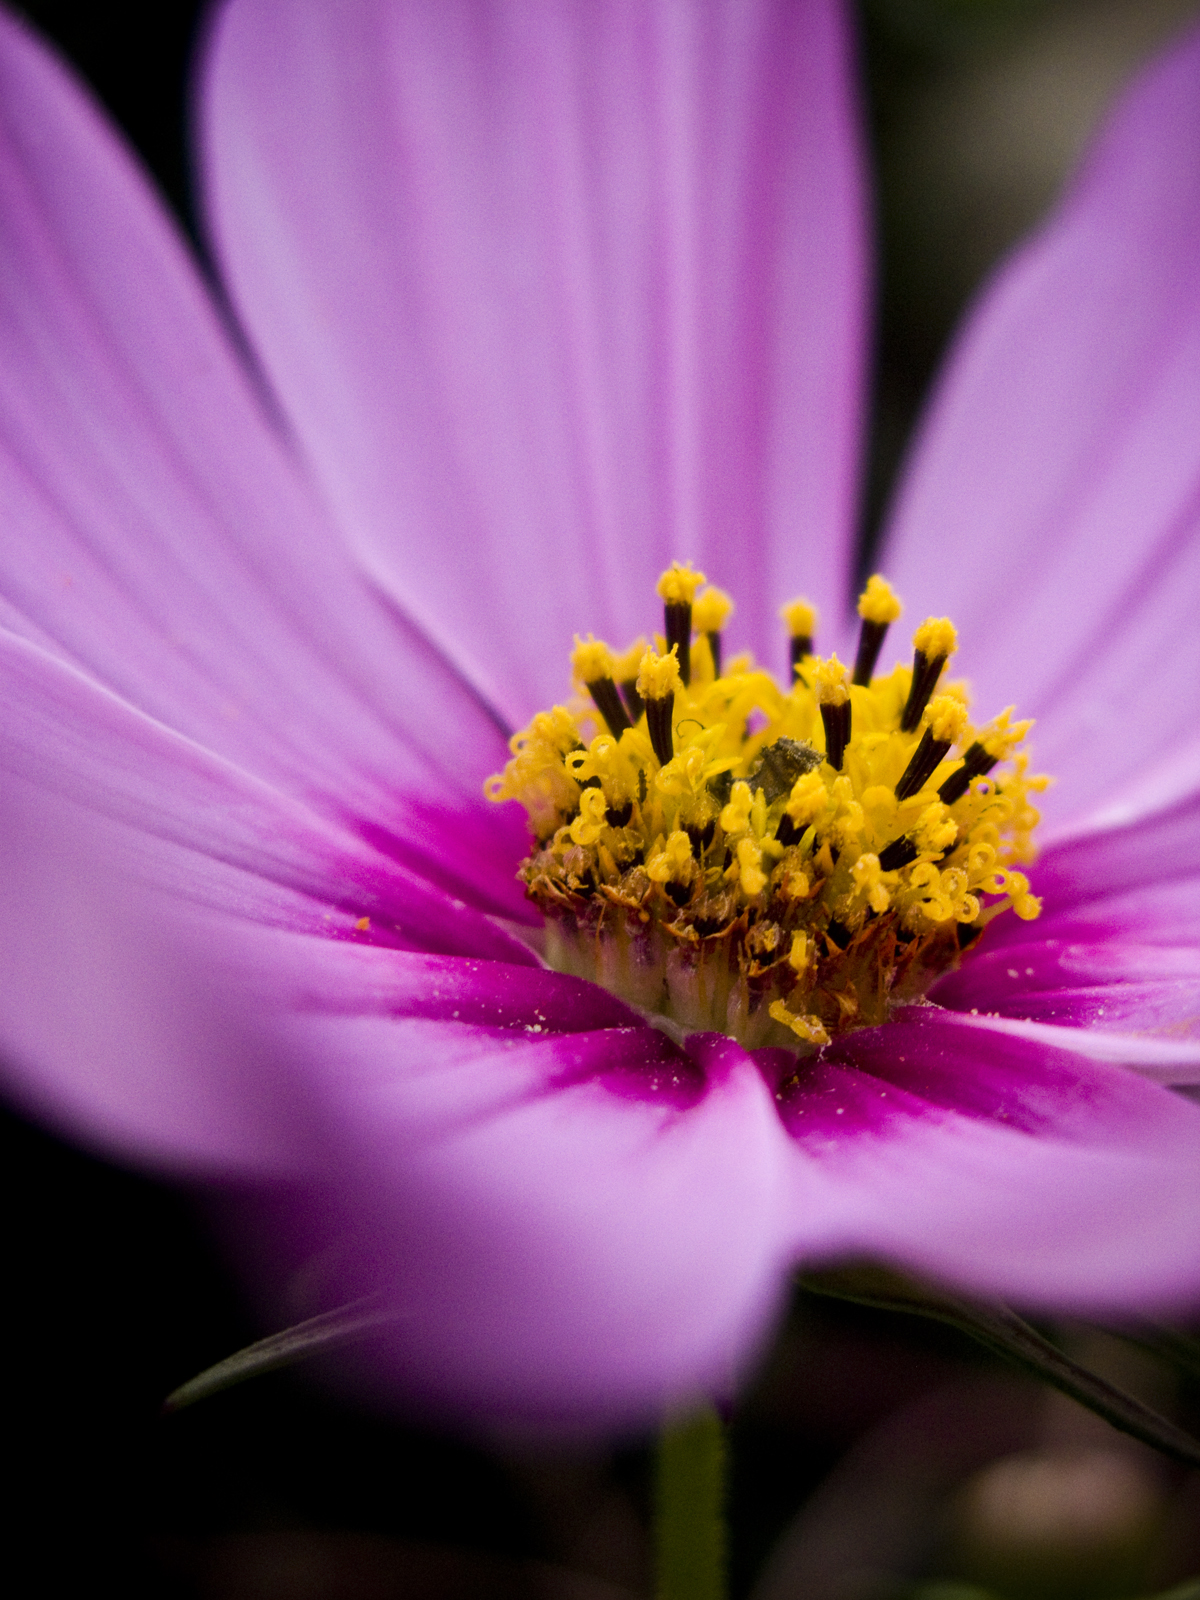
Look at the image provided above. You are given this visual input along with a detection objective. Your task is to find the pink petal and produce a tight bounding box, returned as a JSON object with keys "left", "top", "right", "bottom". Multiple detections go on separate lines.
{"left": 200, "top": 0, "right": 869, "bottom": 719}
{"left": 930, "top": 939, "right": 1200, "bottom": 1078}
{"left": 0, "top": 630, "right": 535, "bottom": 964}
{"left": 940, "top": 1015, "right": 1200, "bottom": 1087}
{"left": 877, "top": 19, "right": 1200, "bottom": 829}
{"left": 0, "top": 8, "right": 528, "bottom": 918}
{"left": 0, "top": 791, "right": 319, "bottom": 1175}
{"left": 780, "top": 1006, "right": 1200, "bottom": 1310}
{"left": 262, "top": 1021, "right": 800, "bottom": 1429}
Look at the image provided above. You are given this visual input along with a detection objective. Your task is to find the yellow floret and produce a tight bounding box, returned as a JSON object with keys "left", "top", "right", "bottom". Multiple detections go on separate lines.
{"left": 857, "top": 574, "right": 903, "bottom": 624}
{"left": 571, "top": 634, "right": 615, "bottom": 684}
{"left": 656, "top": 562, "right": 707, "bottom": 606}
{"left": 779, "top": 597, "right": 818, "bottom": 639}
{"left": 913, "top": 617, "right": 958, "bottom": 659}
{"left": 636, "top": 645, "right": 682, "bottom": 701}
{"left": 768, "top": 999, "right": 830, "bottom": 1046}
{"left": 569, "top": 787, "right": 609, "bottom": 846}
{"left": 647, "top": 829, "right": 694, "bottom": 884}
{"left": 736, "top": 837, "right": 767, "bottom": 897}
{"left": 720, "top": 780, "right": 755, "bottom": 837}
{"left": 786, "top": 770, "right": 828, "bottom": 829}
{"left": 692, "top": 586, "right": 734, "bottom": 634}
{"left": 788, "top": 931, "right": 811, "bottom": 974}
{"left": 851, "top": 852, "right": 890, "bottom": 914}
{"left": 656, "top": 746, "right": 709, "bottom": 798}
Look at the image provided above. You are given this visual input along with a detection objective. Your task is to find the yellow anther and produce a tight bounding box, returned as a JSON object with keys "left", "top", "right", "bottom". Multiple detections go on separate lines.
{"left": 926, "top": 695, "right": 969, "bottom": 744}
{"left": 788, "top": 931, "right": 811, "bottom": 974}
{"left": 656, "top": 562, "right": 707, "bottom": 606}
{"left": 720, "top": 780, "right": 754, "bottom": 837}
{"left": 768, "top": 999, "right": 829, "bottom": 1046}
{"left": 636, "top": 644, "right": 682, "bottom": 701}
{"left": 647, "top": 829, "right": 694, "bottom": 884}
{"left": 913, "top": 617, "right": 958, "bottom": 659}
{"left": 569, "top": 787, "right": 609, "bottom": 846}
{"left": 736, "top": 837, "right": 767, "bottom": 897}
{"left": 692, "top": 586, "right": 734, "bottom": 635}
{"left": 779, "top": 597, "right": 818, "bottom": 639}
{"left": 612, "top": 638, "right": 648, "bottom": 684}
{"left": 571, "top": 634, "right": 615, "bottom": 684}
{"left": 1014, "top": 893, "right": 1042, "bottom": 920}
{"left": 857, "top": 574, "right": 903, "bottom": 625}
{"left": 814, "top": 654, "right": 850, "bottom": 706}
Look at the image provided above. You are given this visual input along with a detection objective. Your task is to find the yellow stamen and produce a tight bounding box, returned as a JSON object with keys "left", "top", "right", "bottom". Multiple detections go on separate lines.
{"left": 780, "top": 597, "right": 818, "bottom": 639}
{"left": 612, "top": 638, "right": 648, "bottom": 684}
{"left": 656, "top": 562, "right": 707, "bottom": 607}
{"left": 913, "top": 617, "right": 958, "bottom": 660}
{"left": 636, "top": 645, "right": 682, "bottom": 701}
{"left": 926, "top": 694, "right": 969, "bottom": 744}
{"left": 570, "top": 634, "right": 615, "bottom": 684}
{"left": 814, "top": 654, "right": 850, "bottom": 705}
{"left": 692, "top": 586, "right": 734, "bottom": 634}
{"left": 857, "top": 574, "right": 903, "bottom": 625}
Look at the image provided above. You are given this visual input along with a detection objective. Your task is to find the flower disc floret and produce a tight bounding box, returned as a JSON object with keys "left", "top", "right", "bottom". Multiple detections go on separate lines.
{"left": 488, "top": 569, "right": 1047, "bottom": 1051}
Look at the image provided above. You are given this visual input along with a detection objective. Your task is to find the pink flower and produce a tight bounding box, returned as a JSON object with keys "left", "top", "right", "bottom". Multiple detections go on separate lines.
{"left": 1, "top": 0, "right": 1199, "bottom": 1432}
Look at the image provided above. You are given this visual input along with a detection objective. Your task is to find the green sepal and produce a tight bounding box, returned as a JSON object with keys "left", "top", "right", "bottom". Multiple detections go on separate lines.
{"left": 800, "top": 1263, "right": 1200, "bottom": 1470}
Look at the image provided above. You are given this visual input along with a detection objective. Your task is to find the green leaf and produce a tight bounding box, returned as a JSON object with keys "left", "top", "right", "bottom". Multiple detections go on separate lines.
{"left": 163, "top": 1296, "right": 400, "bottom": 1414}
{"left": 800, "top": 1263, "right": 1200, "bottom": 1471}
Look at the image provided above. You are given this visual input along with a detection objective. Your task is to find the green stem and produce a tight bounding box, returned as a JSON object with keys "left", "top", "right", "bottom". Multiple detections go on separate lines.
{"left": 654, "top": 1404, "right": 727, "bottom": 1600}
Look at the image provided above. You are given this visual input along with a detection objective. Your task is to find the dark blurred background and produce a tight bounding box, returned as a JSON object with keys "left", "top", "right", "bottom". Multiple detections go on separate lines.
{"left": 5, "top": 3, "right": 1200, "bottom": 1597}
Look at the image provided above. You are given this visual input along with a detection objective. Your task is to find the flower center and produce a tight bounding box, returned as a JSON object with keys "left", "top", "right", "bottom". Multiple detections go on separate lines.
{"left": 486, "top": 565, "right": 1047, "bottom": 1052}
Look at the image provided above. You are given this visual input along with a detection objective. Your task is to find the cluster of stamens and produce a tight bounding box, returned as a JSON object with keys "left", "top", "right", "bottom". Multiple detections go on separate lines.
{"left": 486, "top": 566, "right": 1047, "bottom": 1053}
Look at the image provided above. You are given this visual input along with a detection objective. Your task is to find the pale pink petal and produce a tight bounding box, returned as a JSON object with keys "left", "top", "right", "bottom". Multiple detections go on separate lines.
{"left": 938, "top": 1014, "right": 1200, "bottom": 1087}
{"left": 779, "top": 1006, "right": 1200, "bottom": 1310}
{"left": 201, "top": 0, "right": 869, "bottom": 720}
{"left": 0, "top": 8, "right": 528, "bottom": 917}
{"left": 253, "top": 1020, "right": 798, "bottom": 1429}
{"left": 931, "top": 939, "right": 1200, "bottom": 1079}
{"left": 878, "top": 20, "right": 1200, "bottom": 828}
